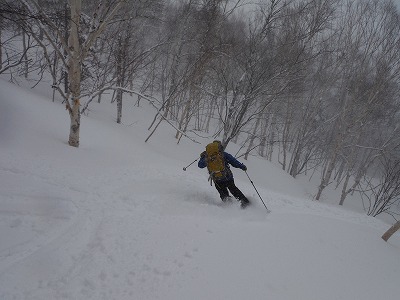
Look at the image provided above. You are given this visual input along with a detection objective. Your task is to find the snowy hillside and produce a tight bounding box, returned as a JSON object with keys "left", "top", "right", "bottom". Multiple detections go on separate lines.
{"left": 0, "top": 79, "right": 399, "bottom": 300}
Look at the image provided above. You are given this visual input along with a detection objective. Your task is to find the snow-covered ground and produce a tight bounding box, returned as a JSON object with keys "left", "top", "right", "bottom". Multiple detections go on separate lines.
{"left": 0, "top": 79, "right": 399, "bottom": 300}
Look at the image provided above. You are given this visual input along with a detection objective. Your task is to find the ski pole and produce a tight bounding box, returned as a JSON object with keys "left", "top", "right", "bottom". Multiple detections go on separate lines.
{"left": 245, "top": 171, "right": 271, "bottom": 213}
{"left": 183, "top": 158, "right": 199, "bottom": 171}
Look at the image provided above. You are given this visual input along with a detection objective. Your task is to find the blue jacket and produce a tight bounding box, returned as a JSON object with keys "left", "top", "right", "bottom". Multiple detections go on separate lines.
{"left": 198, "top": 152, "right": 246, "bottom": 182}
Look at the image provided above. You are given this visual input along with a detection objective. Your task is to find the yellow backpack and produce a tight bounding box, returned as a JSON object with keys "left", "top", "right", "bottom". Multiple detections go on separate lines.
{"left": 205, "top": 141, "right": 226, "bottom": 180}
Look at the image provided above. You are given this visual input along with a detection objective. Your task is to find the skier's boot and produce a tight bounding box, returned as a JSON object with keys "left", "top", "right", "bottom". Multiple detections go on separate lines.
{"left": 240, "top": 198, "right": 250, "bottom": 209}
{"left": 222, "top": 196, "right": 233, "bottom": 203}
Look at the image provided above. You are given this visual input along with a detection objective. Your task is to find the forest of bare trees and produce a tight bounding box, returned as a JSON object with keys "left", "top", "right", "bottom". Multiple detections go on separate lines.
{"left": 1, "top": 0, "right": 400, "bottom": 220}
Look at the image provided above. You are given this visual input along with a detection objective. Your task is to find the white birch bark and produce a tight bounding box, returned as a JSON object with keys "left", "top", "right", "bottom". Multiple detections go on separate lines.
{"left": 67, "top": 0, "right": 82, "bottom": 147}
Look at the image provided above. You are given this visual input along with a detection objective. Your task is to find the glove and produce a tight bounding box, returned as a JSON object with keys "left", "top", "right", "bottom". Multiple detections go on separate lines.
{"left": 241, "top": 165, "right": 247, "bottom": 171}
{"left": 200, "top": 151, "right": 206, "bottom": 158}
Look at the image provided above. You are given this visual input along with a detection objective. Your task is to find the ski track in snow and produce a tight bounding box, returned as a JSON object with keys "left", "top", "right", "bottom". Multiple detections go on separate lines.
{"left": 0, "top": 157, "right": 389, "bottom": 299}
{"left": 0, "top": 153, "right": 205, "bottom": 299}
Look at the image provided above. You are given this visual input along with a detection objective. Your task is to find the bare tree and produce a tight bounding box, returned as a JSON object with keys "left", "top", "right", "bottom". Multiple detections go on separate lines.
{"left": 173, "top": 0, "right": 235, "bottom": 143}
{"left": 213, "top": 0, "right": 288, "bottom": 148}
{"left": 0, "top": 2, "right": 36, "bottom": 76}
{"left": 315, "top": 0, "right": 400, "bottom": 200}
{"left": 360, "top": 157, "right": 400, "bottom": 217}
{"left": 16, "top": 0, "right": 124, "bottom": 147}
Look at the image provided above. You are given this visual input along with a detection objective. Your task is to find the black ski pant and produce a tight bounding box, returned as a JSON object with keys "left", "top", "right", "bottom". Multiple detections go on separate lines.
{"left": 214, "top": 179, "right": 248, "bottom": 202}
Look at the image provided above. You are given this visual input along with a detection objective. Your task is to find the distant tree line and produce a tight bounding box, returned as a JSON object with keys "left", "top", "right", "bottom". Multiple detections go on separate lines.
{"left": 1, "top": 0, "right": 399, "bottom": 219}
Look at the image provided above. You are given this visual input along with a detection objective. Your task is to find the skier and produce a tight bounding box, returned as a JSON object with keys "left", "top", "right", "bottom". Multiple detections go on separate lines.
{"left": 198, "top": 141, "right": 250, "bottom": 208}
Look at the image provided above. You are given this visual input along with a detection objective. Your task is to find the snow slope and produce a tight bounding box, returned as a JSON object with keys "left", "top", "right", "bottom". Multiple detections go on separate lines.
{"left": 0, "top": 79, "right": 399, "bottom": 300}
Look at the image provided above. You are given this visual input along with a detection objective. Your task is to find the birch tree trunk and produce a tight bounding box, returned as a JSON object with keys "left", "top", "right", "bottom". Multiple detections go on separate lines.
{"left": 244, "top": 116, "right": 260, "bottom": 160}
{"left": 315, "top": 125, "right": 344, "bottom": 201}
{"left": 258, "top": 112, "right": 269, "bottom": 157}
{"left": 382, "top": 221, "right": 400, "bottom": 242}
{"left": 281, "top": 96, "right": 295, "bottom": 170}
{"left": 22, "top": 31, "right": 29, "bottom": 78}
{"left": 0, "top": 13, "right": 2, "bottom": 69}
{"left": 67, "top": 0, "right": 82, "bottom": 147}
{"left": 63, "top": 2, "right": 69, "bottom": 94}
{"left": 267, "top": 113, "right": 276, "bottom": 161}
{"left": 116, "top": 36, "right": 123, "bottom": 124}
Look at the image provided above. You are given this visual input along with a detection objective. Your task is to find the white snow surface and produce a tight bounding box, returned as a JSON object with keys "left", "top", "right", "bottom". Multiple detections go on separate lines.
{"left": 0, "top": 79, "right": 399, "bottom": 300}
